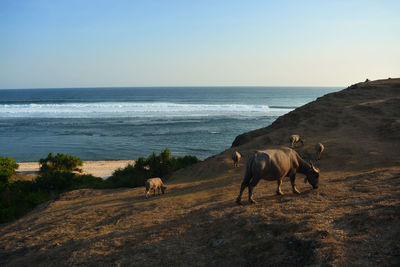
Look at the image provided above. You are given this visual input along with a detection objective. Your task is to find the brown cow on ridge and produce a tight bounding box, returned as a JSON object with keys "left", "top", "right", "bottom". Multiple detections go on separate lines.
{"left": 289, "top": 134, "right": 304, "bottom": 148}
{"left": 236, "top": 147, "right": 320, "bottom": 204}
{"left": 315, "top": 143, "right": 324, "bottom": 160}
{"left": 232, "top": 151, "right": 241, "bottom": 168}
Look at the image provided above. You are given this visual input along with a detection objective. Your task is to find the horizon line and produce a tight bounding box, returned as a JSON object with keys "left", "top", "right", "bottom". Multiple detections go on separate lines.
{"left": 0, "top": 85, "right": 345, "bottom": 90}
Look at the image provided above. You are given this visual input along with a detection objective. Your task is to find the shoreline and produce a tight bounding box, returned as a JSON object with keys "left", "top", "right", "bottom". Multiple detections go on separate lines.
{"left": 16, "top": 160, "right": 135, "bottom": 179}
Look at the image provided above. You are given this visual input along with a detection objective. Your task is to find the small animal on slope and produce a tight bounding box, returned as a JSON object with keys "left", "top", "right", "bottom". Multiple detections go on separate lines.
{"left": 145, "top": 177, "right": 167, "bottom": 198}
{"left": 289, "top": 134, "right": 304, "bottom": 147}
{"left": 232, "top": 151, "right": 242, "bottom": 168}
{"left": 315, "top": 143, "right": 324, "bottom": 160}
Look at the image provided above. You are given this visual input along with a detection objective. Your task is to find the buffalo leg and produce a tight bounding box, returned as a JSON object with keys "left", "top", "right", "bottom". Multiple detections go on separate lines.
{"left": 276, "top": 179, "right": 284, "bottom": 195}
{"left": 290, "top": 175, "right": 300, "bottom": 194}
{"left": 248, "top": 177, "right": 260, "bottom": 204}
{"left": 236, "top": 175, "right": 251, "bottom": 204}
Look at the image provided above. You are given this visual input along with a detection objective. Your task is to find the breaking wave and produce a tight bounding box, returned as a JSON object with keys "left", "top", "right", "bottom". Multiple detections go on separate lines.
{"left": 0, "top": 102, "right": 292, "bottom": 118}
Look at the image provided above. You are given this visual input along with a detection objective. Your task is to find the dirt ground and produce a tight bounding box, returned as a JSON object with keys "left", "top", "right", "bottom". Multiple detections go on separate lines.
{"left": 1, "top": 78, "right": 399, "bottom": 266}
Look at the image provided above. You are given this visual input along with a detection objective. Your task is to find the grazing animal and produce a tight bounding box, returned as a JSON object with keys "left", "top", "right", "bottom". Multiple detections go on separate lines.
{"left": 232, "top": 151, "right": 242, "bottom": 168}
{"left": 145, "top": 177, "right": 167, "bottom": 198}
{"left": 315, "top": 143, "right": 324, "bottom": 160}
{"left": 289, "top": 134, "right": 304, "bottom": 148}
{"left": 236, "top": 147, "right": 320, "bottom": 204}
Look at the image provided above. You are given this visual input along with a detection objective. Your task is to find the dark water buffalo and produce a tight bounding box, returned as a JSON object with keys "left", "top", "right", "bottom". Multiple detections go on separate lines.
{"left": 232, "top": 151, "right": 242, "bottom": 168}
{"left": 236, "top": 147, "right": 320, "bottom": 204}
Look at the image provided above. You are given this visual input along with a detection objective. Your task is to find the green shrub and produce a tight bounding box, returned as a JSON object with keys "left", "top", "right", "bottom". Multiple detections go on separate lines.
{"left": 105, "top": 164, "right": 148, "bottom": 188}
{"left": 36, "top": 171, "right": 104, "bottom": 192}
{"left": 39, "top": 152, "right": 83, "bottom": 174}
{"left": 0, "top": 149, "right": 198, "bottom": 223}
{"left": 174, "top": 155, "right": 199, "bottom": 170}
{"left": 0, "top": 180, "right": 51, "bottom": 223}
{"left": 0, "top": 171, "right": 105, "bottom": 223}
{"left": 107, "top": 148, "right": 198, "bottom": 188}
{"left": 0, "top": 156, "right": 19, "bottom": 184}
{"left": 35, "top": 171, "right": 76, "bottom": 192}
{"left": 73, "top": 174, "right": 104, "bottom": 189}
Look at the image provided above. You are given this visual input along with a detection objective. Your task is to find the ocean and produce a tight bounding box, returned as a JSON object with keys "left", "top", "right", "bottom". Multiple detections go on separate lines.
{"left": 0, "top": 87, "right": 340, "bottom": 162}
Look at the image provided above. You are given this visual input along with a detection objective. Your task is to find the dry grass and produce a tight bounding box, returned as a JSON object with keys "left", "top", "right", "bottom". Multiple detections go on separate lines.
{"left": 1, "top": 78, "right": 400, "bottom": 266}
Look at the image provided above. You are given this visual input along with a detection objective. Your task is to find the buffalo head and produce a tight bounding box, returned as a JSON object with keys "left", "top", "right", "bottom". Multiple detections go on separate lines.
{"left": 161, "top": 185, "right": 167, "bottom": 194}
{"left": 304, "top": 163, "right": 320, "bottom": 189}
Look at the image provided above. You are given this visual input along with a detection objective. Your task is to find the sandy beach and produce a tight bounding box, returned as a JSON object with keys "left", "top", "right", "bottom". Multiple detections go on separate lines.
{"left": 16, "top": 160, "right": 135, "bottom": 179}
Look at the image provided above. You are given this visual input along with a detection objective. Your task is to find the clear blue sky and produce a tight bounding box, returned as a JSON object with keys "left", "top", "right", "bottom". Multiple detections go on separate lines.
{"left": 0, "top": 0, "right": 399, "bottom": 89}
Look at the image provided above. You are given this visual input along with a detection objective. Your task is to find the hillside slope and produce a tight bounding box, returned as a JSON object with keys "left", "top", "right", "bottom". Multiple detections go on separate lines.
{"left": 1, "top": 79, "right": 400, "bottom": 266}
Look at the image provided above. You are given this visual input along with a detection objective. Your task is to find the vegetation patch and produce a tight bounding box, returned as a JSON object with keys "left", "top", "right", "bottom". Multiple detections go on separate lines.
{"left": 39, "top": 152, "right": 83, "bottom": 173}
{"left": 0, "top": 149, "right": 198, "bottom": 223}
{"left": 105, "top": 148, "right": 198, "bottom": 188}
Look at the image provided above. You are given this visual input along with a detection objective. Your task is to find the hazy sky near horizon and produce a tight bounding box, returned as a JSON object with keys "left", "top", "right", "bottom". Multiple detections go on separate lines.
{"left": 0, "top": 0, "right": 399, "bottom": 89}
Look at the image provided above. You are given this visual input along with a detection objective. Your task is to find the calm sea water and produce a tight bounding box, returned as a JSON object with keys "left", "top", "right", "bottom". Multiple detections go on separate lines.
{"left": 0, "top": 87, "right": 340, "bottom": 162}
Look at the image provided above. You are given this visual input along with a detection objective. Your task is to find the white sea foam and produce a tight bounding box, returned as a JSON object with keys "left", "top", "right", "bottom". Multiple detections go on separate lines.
{"left": 0, "top": 102, "right": 292, "bottom": 118}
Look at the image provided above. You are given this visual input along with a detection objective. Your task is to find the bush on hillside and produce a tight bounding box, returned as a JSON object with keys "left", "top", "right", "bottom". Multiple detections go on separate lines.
{"left": 104, "top": 164, "right": 148, "bottom": 188}
{"left": 1, "top": 152, "right": 102, "bottom": 223}
{"left": 0, "top": 180, "right": 52, "bottom": 223}
{"left": 1, "top": 149, "right": 198, "bottom": 223}
{"left": 173, "top": 155, "right": 199, "bottom": 170}
{"left": 0, "top": 156, "right": 19, "bottom": 185}
{"left": 1, "top": 172, "right": 103, "bottom": 223}
{"left": 73, "top": 174, "right": 104, "bottom": 189}
{"left": 39, "top": 152, "right": 83, "bottom": 174}
{"left": 107, "top": 148, "right": 199, "bottom": 188}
